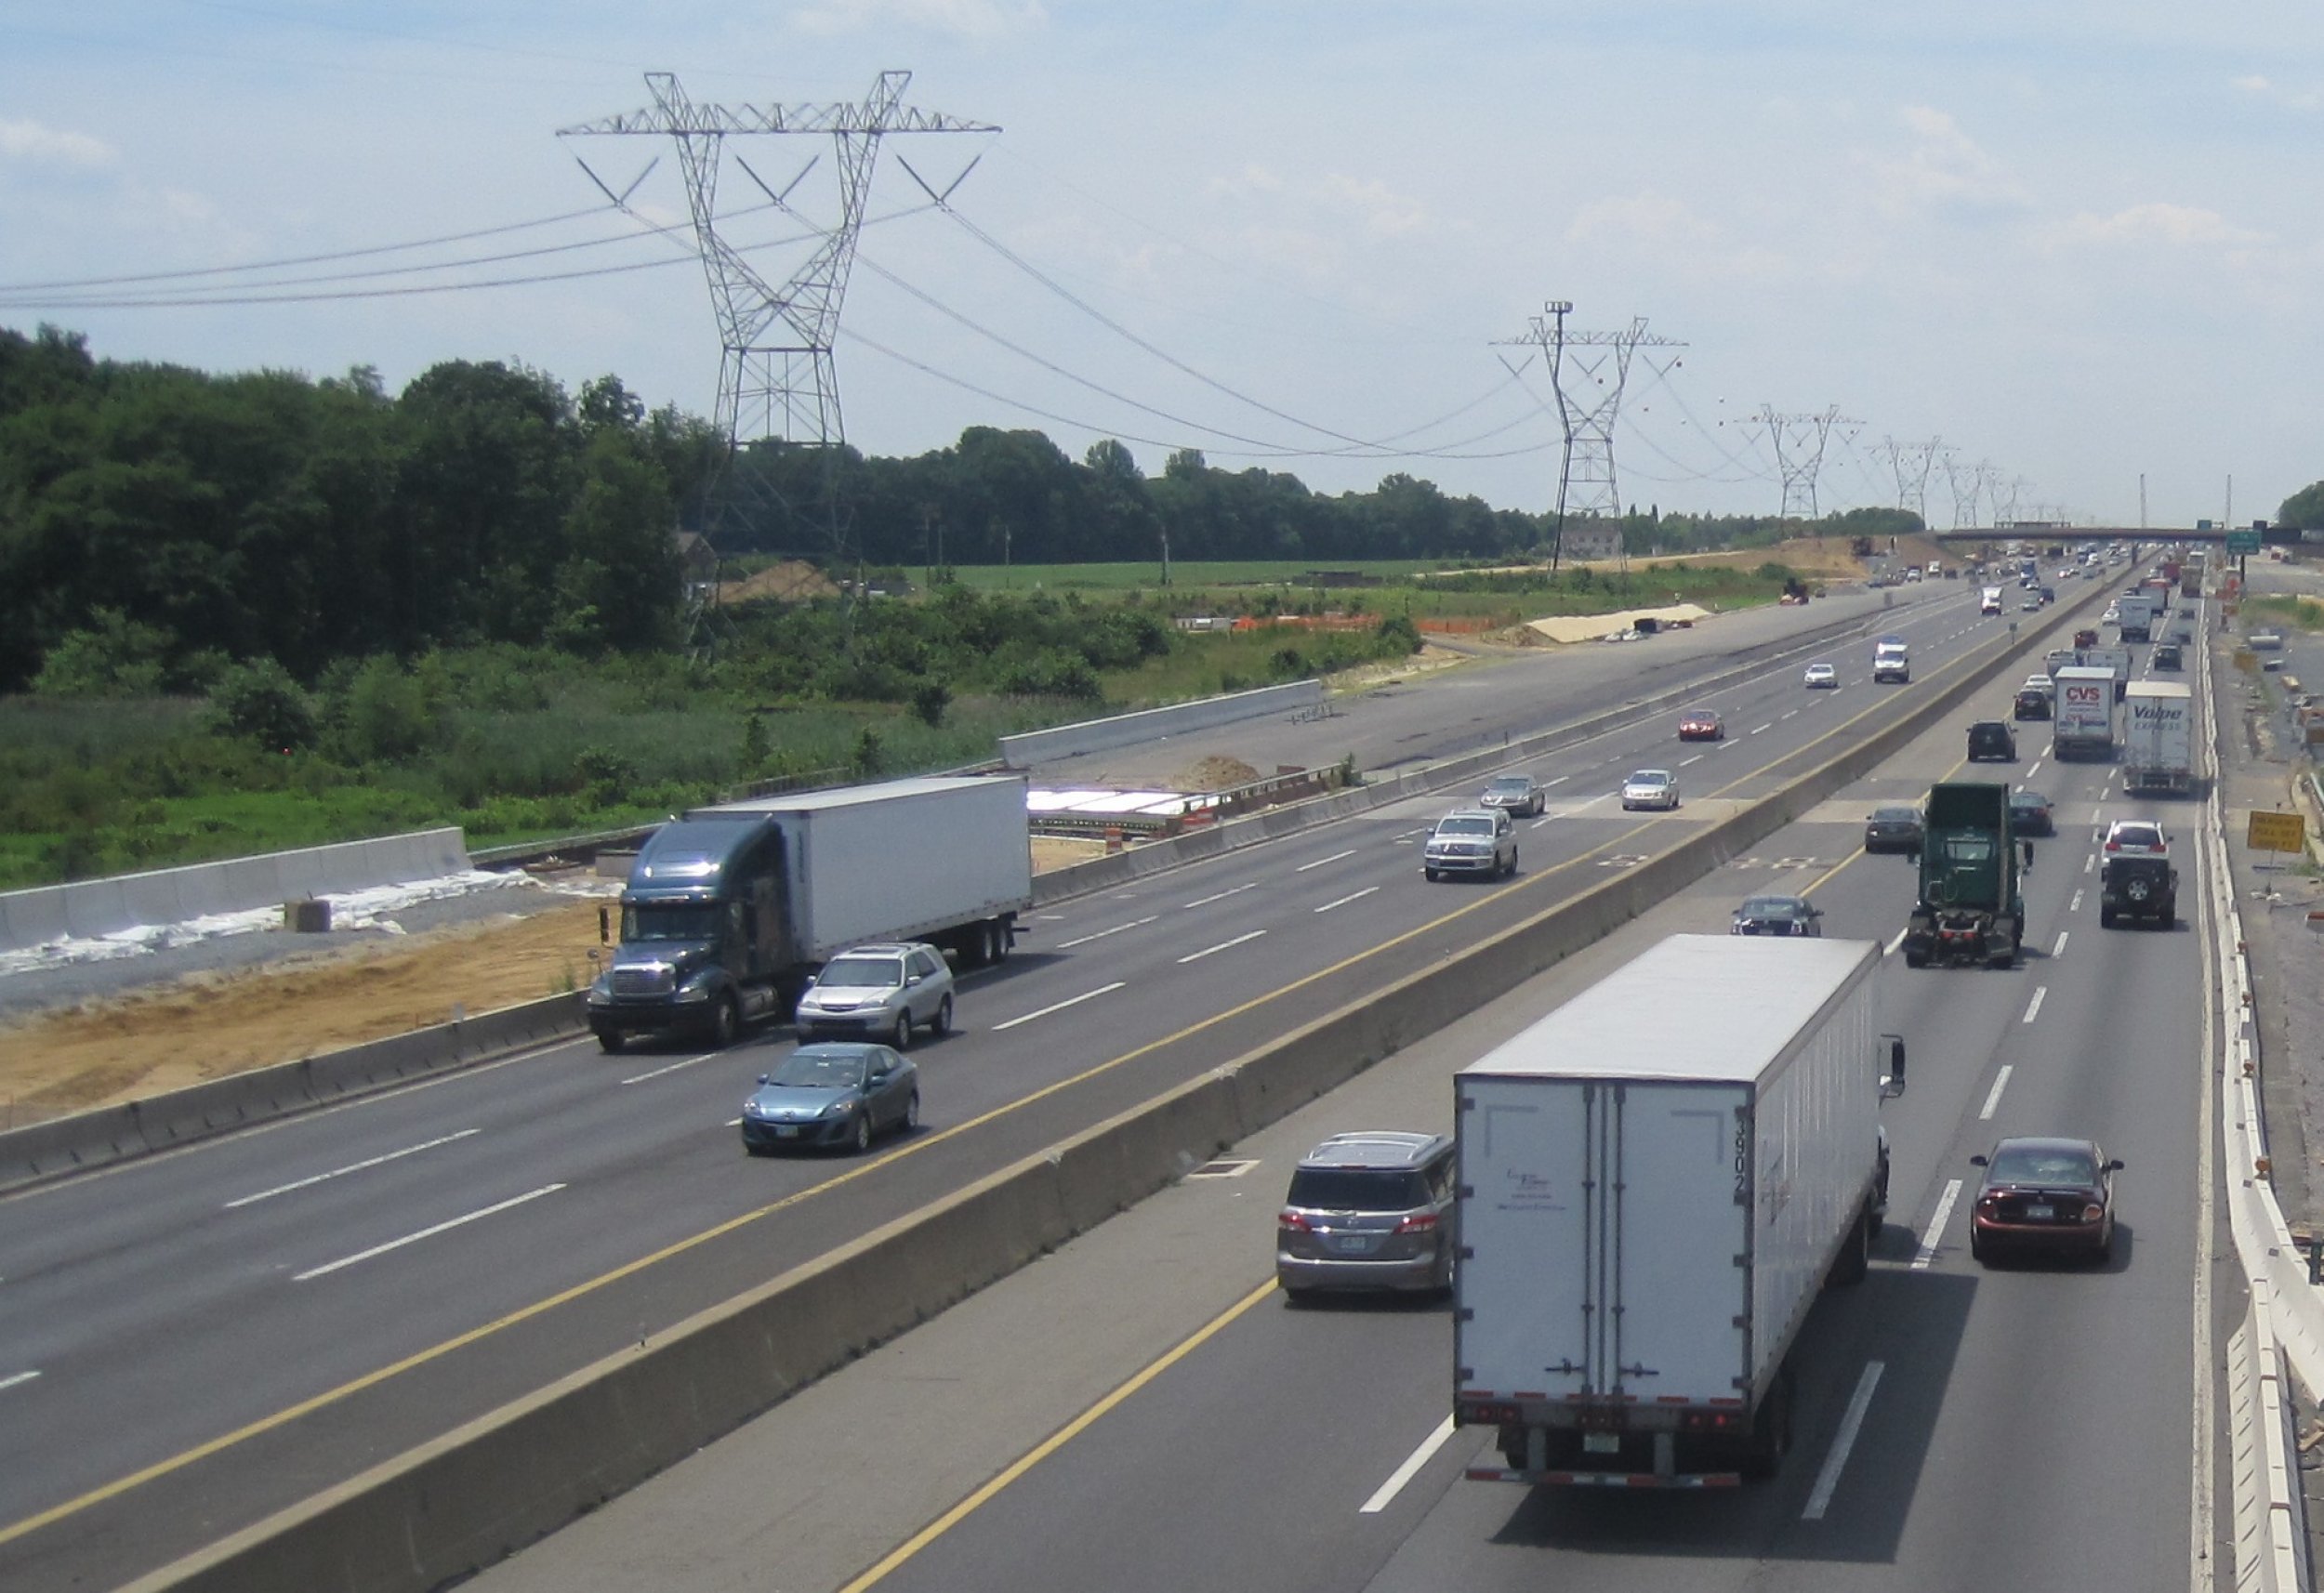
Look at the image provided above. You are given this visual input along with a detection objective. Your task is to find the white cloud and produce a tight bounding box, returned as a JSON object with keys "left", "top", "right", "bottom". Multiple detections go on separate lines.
{"left": 2234, "top": 74, "right": 2273, "bottom": 95}
{"left": 1866, "top": 105, "right": 2031, "bottom": 218}
{"left": 2047, "top": 202, "right": 2268, "bottom": 249}
{"left": 1322, "top": 174, "right": 1426, "bottom": 237}
{"left": 2229, "top": 72, "right": 2318, "bottom": 110}
{"left": 0, "top": 118, "right": 113, "bottom": 170}
{"left": 1567, "top": 191, "right": 1719, "bottom": 251}
{"left": 790, "top": 0, "right": 1046, "bottom": 41}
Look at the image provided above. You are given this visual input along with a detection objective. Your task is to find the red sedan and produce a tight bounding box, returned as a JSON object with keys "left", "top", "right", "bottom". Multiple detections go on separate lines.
{"left": 1969, "top": 1137, "right": 2121, "bottom": 1263}
{"left": 1677, "top": 707, "right": 1725, "bottom": 742}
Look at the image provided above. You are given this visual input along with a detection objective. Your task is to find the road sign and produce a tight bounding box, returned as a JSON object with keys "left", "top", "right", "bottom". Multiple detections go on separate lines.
{"left": 2226, "top": 528, "right": 2262, "bottom": 555}
{"left": 2247, "top": 810, "right": 2308, "bottom": 853}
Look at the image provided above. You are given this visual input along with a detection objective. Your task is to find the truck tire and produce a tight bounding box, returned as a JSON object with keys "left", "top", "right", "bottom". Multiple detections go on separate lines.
{"left": 1424, "top": 867, "right": 1440, "bottom": 882}
{"left": 1903, "top": 947, "right": 1929, "bottom": 969}
{"left": 597, "top": 1031, "right": 624, "bottom": 1054}
{"left": 1741, "top": 1366, "right": 1794, "bottom": 1481}
{"left": 931, "top": 994, "right": 953, "bottom": 1037}
{"left": 710, "top": 996, "right": 740, "bottom": 1049}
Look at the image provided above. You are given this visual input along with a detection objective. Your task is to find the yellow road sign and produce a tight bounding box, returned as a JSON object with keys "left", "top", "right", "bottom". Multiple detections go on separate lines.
{"left": 2248, "top": 810, "right": 2309, "bottom": 853}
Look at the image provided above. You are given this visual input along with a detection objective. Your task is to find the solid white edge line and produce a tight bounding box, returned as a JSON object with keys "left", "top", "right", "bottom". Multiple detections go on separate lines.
{"left": 1294, "top": 848, "right": 1359, "bottom": 874}
{"left": 224, "top": 1129, "right": 482, "bottom": 1208}
{"left": 1911, "top": 1179, "right": 1962, "bottom": 1270}
{"left": 1360, "top": 1414, "right": 1458, "bottom": 1514}
{"left": 1055, "top": 915, "right": 1159, "bottom": 950}
{"left": 1802, "top": 1361, "right": 1884, "bottom": 1520}
{"left": 620, "top": 1051, "right": 723, "bottom": 1086}
{"left": 2022, "top": 986, "right": 2047, "bottom": 1024}
{"left": 1883, "top": 928, "right": 1908, "bottom": 954}
{"left": 1314, "top": 886, "right": 1381, "bottom": 915}
{"left": 990, "top": 981, "right": 1128, "bottom": 1031}
{"left": 1178, "top": 930, "right": 1267, "bottom": 965}
{"left": 294, "top": 1183, "right": 567, "bottom": 1281}
{"left": 1977, "top": 1064, "right": 2014, "bottom": 1121}
{"left": 0, "top": 1370, "right": 41, "bottom": 1393}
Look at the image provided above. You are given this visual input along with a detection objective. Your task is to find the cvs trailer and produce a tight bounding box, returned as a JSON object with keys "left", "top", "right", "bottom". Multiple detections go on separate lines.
{"left": 1455, "top": 935, "right": 1905, "bottom": 1488}
{"left": 2052, "top": 665, "right": 2120, "bottom": 760}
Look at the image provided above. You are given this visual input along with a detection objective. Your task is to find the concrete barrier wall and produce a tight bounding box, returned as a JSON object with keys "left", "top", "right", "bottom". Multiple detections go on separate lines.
{"left": 119, "top": 593, "right": 2095, "bottom": 1593}
{"left": 0, "top": 829, "right": 472, "bottom": 954}
{"left": 0, "top": 994, "right": 585, "bottom": 1191}
{"left": 997, "top": 680, "right": 1323, "bottom": 769}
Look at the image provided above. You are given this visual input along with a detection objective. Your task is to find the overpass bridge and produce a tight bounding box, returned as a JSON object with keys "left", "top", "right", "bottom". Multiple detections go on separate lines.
{"left": 1926, "top": 522, "right": 2306, "bottom": 546}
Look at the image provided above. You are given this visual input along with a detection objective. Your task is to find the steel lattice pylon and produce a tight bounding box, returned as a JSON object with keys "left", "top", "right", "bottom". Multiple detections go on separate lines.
{"left": 1494, "top": 302, "right": 1683, "bottom": 571}
{"left": 1748, "top": 406, "right": 1858, "bottom": 520}
{"left": 1878, "top": 435, "right": 1944, "bottom": 525}
{"left": 562, "top": 72, "right": 995, "bottom": 454}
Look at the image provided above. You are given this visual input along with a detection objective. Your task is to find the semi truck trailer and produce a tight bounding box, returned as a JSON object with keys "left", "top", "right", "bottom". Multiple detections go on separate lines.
{"left": 2052, "top": 665, "right": 2120, "bottom": 759}
{"left": 2121, "top": 680, "right": 2195, "bottom": 796}
{"left": 1455, "top": 935, "right": 1905, "bottom": 1488}
{"left": 587, "top": 775, "right": 1033, "bottom": 1050}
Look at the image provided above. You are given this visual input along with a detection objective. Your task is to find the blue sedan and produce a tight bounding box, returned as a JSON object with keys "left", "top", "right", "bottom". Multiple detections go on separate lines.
{"left": 741, "top": 1043, "right": 919, "bottom": 1155}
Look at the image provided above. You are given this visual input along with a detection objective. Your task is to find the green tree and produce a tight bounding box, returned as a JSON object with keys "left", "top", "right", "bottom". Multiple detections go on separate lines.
{"left": 205, "top": 658, "right": 315, "bottom": 751}
{"left": 2278, "top": 481, "right": 2324, "bottom": 531}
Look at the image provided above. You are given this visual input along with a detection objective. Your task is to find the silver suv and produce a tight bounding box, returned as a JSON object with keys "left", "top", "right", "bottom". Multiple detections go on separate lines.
{"left": 1275, "top": 1131, "right": 1457, "bottom": 1300}
{"left": 794, "top": 942, "right": 955, "bottom": 1048}
{"left": 1423, "top": 809, "right": 1517, "bottom": 880}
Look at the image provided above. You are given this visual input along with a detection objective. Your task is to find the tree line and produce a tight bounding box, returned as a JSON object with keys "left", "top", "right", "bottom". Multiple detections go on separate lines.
{"left": 2, "top": 322, "right": 1939, "bottom": 693}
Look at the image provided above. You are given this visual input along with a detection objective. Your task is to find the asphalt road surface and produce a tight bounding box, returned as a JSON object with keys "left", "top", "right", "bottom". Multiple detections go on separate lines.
{"left": 1, "top": 573, "right": 2154, "bottom": 1591}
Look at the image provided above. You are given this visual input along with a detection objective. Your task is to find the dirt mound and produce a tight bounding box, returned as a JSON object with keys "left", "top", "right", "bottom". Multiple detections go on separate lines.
{"left": 1171, "top": 755, "right": 1261, "bottom": 791}
{"left": 719, "top": 560, "right": 840, "bottom": 606}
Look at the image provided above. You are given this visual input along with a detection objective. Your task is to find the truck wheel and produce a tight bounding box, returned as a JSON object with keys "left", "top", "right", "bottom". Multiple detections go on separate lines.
{"left": 597, "top": 1032, "right": 624, "bottom": 1054}
{"left": 931, "top": 994, "right": 953, "bottom": 1037}
{"left": 891, "top": 1010, "right": 912, "bottom": 1051}
{"left": 1904, "top": 948, "right": 1928, "bottom": 969}
{"left": 991, "top": 921, "right": 1012, "bottom": 963}
{"left": 1741, "top": 1366, "right": 1794, "bottom": 1480}
{"left": 710, "top": 997, "right": 739, "bottom": 1049}
{"left": 1424, "top": 867, "right": 1440, "bottom": 882}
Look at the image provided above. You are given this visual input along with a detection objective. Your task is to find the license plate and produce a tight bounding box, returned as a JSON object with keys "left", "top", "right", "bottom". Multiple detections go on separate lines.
{"left": 1583, "top": 1432, "right": 1621, "bottom": 1455}
{"left": 774, "top": 1126, "right": 799, "bottom": 1139}
{"left": 2026, "top": 1203, "right": 2053, "bottom": 1220}
{"left": 1335, "top": 1234, "right": 1374, "bottom": 1253}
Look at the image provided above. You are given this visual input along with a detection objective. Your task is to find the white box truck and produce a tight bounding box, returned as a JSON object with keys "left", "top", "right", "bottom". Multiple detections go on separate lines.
{"left": 2121, "top": 680, "right": 2194, "bottom": 795}
{"left": 587, "top": 775, "right": 1033, "bottom": 1049}
{"left": 1871, "top": 636, "right": 1910, "bottom": 683}
{"left": 2052, "top": 665, "right": 2119, "bottom": 760}
{"left": 1455, "top": 935, "right": 1905, "bottom": 1488}
{"left": 2115, "top": 592, "right": 2156, "bottom": 642}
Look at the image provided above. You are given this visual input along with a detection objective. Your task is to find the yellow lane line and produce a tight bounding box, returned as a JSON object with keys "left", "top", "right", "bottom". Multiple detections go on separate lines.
{"left": 837, "top": 1277, "right": 1283, "bottom": 1591}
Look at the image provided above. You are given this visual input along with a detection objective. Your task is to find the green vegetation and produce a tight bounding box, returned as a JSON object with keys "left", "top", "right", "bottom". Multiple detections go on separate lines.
{"left": 2243, "top": 594, "right": 2324, "bottom": 632}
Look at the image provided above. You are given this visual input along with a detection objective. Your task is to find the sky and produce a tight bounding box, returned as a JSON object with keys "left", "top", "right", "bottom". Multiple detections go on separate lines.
{"left": 2, "top": 2, "right": 2318, "bottom": 532}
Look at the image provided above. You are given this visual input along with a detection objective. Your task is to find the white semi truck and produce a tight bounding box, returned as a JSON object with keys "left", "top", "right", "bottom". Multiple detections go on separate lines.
{"left": 1455, "top": 935, "right": 1906, "bottom": 1488}
{"left": 2121, "top": 679, "right": 2195, "bottom": 795}
{"left": 2052, "top": 664, "right": 2120, "bottom": 760}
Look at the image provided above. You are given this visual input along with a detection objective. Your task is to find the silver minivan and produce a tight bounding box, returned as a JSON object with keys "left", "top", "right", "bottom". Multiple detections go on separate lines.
{"left": 1275, "top": 1131, "right": 1457, "bottom": 1300}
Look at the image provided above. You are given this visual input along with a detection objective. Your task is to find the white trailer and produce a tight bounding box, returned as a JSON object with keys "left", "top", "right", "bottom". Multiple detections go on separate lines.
{"left": 2115, "top": 592, "right": 2156, "bottom": 642}
{"left": 2121, "top": 680, "right": 2195, "bottom": 795}
{"left": 2052, "top": 665, "right": 2119, "bottom": 760}
{"left": 1455, "top": 936, "right": 1904, "bottom": 1488}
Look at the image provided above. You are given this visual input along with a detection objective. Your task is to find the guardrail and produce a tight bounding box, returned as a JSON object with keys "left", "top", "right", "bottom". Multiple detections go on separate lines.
{"left": 117, "top": 579, "right": 2102, "bottom": 1593}
{"left": 2203, "top": 625, "right": 2312, "bottom": 1593}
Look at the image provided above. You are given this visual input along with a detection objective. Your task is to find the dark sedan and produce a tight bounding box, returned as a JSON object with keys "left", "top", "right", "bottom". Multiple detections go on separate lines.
{"left": 1731, "top": 894, "right": 1824, "bottom": 936}
{"left": 2007, "top": 789, "right": 2054, "bottom": 836}
{"left": 1864, "top": 805, "right": 1924, "bottom": 854}
{"left": 740, "top": 1042, "right": 919, "bottom": 1155}
{"left": 1969, "top": 1137, "right": 2121, "bottom": 1263}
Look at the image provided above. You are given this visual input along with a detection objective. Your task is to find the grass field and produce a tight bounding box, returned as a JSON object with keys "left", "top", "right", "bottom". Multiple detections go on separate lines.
{"left": 2243, "top": 593, "right": 2324, "bottom": 631}
{"left": 941, "top": 558, "right": 1459, "bottom": 593}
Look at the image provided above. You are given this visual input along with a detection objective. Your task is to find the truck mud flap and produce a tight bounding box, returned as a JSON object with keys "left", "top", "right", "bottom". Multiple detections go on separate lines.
{"left": 1464, "top": 1465, "right": 1743, "bottom": 1489}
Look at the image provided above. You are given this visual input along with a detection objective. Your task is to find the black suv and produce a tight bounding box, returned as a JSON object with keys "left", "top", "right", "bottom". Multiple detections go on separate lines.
{"left": 2152, "top": 642, "right": 2184, "bottom": 670}
{"left": 2013, "top": 687, "right": 2053, "bottom": 720}
{"left": 2099, "top": 855, "right": 2177, "bottom": 928}
{"left": 1967, "top": 721, "right": 2018, "bottom": 761}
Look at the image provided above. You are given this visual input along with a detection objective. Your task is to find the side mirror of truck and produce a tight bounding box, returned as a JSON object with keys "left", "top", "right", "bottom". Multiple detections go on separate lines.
{"left": 598, "top": 905, "right": 611, "bottom": 945}
{"left": 1879, "top": 1033, "right": 1907, "bottom": 1098}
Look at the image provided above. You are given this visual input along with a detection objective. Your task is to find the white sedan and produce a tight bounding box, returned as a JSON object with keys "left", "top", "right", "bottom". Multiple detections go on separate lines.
{"left": 1621, "top": 770, "right": 1681, "bottom": 810}
{"left": 1802, "top": 662, "right": 1839, "bottom": 689}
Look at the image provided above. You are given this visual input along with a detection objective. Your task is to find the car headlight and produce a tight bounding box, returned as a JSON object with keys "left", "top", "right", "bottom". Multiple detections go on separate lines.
{"left": 824, "top": 1099, "right": 852, "bottom": 1118}
{"left": 588, "top": 975, "right": 613, "bottom": 1004}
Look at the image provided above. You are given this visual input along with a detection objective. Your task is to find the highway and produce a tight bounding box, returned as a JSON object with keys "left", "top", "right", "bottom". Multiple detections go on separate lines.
{"left": 469, "top": 559, "right": 2212, "bottom": 1593}
{"left": 0, "top": 573, "right": 2125, "bottom": 1590}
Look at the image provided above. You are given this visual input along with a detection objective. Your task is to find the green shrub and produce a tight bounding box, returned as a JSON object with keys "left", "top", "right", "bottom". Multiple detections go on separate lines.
{"left": 205, "top": 659, "right": 316, "bottom": 751}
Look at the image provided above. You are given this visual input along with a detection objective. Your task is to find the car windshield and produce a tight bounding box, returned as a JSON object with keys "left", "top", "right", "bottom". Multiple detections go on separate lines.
{"left": 1438, "top": 816, "right": 1493, "bottom": 836}
{"left": 1739, "top": 897, "right": 1801, "bottom": 918}
{"left": 1486, "top": 779, "right": 1530, "bottom": 795}
{"left": 1872, "top": 807, "right": 1918, "bottom": 823}
{"left": 769, "top": 1049, "right": 871, "bottom": 1089}
{"left": 819, "top": 956, "right": 905, "bottom": 989}
{"left": 1987, "top": 1145, "right": 2098, "bottom": 1185}
{"left": 2013, "top": 793, "right": 2048, "bottom": 810}
{"left": 623, "top": 902, "right": 723, "bottom": 942}
{"left": 1286, "top": 1168, "right": 1431, "bottom": 1212}
{"left": 1630, "top": 772, "right": 1669, "bottom": 787}
{"left": 2111, "top": 825, "right": 2163, "bottom": 849}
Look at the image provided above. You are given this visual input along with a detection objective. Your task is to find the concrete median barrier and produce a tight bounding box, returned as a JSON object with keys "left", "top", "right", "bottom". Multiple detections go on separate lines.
{"left": 1000, "top": 681, "right": 1324, "bottom": 767}
{"left": 122, "top": 591, "right": 2104, "bottom": 1593}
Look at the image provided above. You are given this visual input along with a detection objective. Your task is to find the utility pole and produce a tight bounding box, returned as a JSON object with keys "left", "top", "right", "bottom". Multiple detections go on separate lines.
{"left": 2225, "top": 474, "right": 2234, "bottom": 529}
{"left": 561, "top": 72, "right": 996, "bottom": 568}
{"left": 1879, "top": 436, "right": 1944, "bottom": 525}
{"left": 1747, "top": 406, "right": 1858, "bottom": 520}
{"left": 1494, "top": 302, "right": 1683, "bottom": 572}
{"left": 2139, "top": 473, "right": 2147, "bottom": 532}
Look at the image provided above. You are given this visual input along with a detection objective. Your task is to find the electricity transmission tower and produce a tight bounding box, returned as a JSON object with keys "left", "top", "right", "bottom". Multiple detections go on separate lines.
{"left": 560, "top": 72, "right": 995, "bottom": 564}
{"left": 1938, "top": 451, "right": 1979, "bottom": 529}
{"left": 1495, "top": 302, "right": 1683, "bottom": 571}
{"left": 1878, "top": 436, "right": 1944, "bottom": 524}
{"left": 1749, "top": 406, "right": 1857, "bottom": 520}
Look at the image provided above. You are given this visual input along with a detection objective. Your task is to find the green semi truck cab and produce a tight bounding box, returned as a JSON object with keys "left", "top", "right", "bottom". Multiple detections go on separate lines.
{"left": 1901, "top": 782, "right": 2022, "bottom": 969}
